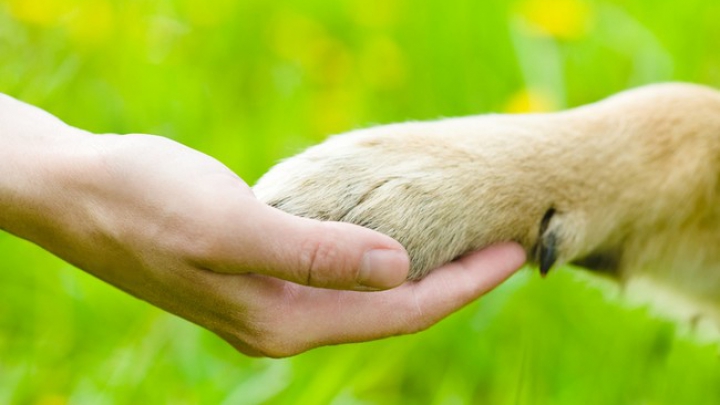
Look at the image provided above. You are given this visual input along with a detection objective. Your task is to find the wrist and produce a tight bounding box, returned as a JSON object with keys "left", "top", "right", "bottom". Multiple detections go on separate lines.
{"left": 0, "top": 116, "right": 97, "bottom": 252}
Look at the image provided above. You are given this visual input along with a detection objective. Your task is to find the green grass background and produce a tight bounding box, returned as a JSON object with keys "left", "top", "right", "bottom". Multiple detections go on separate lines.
{"left": 1, "top": 0, "right": 720, "bottom": 403}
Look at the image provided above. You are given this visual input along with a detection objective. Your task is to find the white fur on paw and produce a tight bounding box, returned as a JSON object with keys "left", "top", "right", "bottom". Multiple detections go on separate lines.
{"left": 253, "top": 124, "right": 546, "bottom": 279}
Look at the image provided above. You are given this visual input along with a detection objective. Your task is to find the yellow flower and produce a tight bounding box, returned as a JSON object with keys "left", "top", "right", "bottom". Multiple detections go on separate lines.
{"left": 7, "top": 0, "right": 74, "bottom": 26}
{"left": 504, "top": 88, "right": 558, "bottom": 113}
{"left": 516, "top": 0, "right": 593, "bottom": 40}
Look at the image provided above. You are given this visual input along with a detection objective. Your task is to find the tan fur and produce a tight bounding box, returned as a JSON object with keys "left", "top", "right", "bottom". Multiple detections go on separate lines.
{"left": 253, "top": 83, "right": 720, "bottom": 326}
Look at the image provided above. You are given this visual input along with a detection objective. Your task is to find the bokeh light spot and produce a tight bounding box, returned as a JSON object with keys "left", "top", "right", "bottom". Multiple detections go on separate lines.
{"left": 8, "top": 0, "right": 74, "bottom": 26}
{"left": 66, "top": 0, "right": 115, "bottom": 47}
{"left": 504, "top": 88, "right": 558, "bottom": 113}
{"left": 516, "top": 0, "right": 594, "bottom": 40}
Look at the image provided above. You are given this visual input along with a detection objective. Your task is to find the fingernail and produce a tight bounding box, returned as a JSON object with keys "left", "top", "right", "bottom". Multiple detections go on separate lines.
{"left": 358, "top": 249, "right": 409, "bottom": 289}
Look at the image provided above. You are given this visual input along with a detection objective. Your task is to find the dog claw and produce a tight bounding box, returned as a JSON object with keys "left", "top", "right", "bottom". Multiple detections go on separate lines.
{"left": 539, "top": 231, "right": 558, "bottom": 276}
{"left": 537, "top": 208, "right": 558, "bottom": 277}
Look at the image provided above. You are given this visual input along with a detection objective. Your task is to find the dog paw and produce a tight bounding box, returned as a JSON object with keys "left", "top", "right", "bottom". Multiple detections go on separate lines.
{"left": 254, "top": 83, "right": 720, "bottom": 336}
{"left": 252, "top": 122, "right": 583, "bottom": 279}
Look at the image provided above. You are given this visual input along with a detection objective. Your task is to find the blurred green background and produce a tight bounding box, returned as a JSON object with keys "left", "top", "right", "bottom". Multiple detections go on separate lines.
{"left": 1, "top": 0, "right": 720, "bottom": 403}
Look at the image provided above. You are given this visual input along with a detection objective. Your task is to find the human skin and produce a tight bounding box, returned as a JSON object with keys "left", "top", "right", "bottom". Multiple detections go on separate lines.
{"left": 0, "top": 93, "right": 526, "bottom": 357}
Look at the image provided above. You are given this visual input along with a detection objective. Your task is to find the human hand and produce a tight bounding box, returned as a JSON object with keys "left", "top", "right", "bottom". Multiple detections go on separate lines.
{"left": 0, "top": 95, "right": 526, "bottom": 357}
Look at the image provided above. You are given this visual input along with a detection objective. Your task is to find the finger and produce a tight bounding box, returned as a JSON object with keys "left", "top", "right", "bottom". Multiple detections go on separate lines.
{"left": 293, "top": 242, "right": 526, "bottom": 348}
{"left": 206, "top": 200, "right": 410, "bottom": 290}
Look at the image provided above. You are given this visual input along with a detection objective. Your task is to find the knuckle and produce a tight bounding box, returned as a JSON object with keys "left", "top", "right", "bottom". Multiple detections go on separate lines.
{"left": 233, "top": 325, "right": 305, "bottom": 358}
{"left": 298, "top": 223, "right": 351, "bottom": 287}
{"left": 224, "top": 284, "right": 311, "bottom": 358}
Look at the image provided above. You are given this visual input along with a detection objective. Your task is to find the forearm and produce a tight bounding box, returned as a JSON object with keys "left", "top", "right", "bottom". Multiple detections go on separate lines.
{"left": 0, "top": 94, "right": 94, "bottom": 249}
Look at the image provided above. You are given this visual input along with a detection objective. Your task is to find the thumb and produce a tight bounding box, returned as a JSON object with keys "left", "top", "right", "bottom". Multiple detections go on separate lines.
{"left": 209, "top": 202, "right": 410, "bottom": 290}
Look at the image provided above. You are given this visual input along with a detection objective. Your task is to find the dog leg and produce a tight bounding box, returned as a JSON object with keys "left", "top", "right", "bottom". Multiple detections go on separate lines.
{"left": 254, "top": 83, "right": 720, "bottom": 317}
